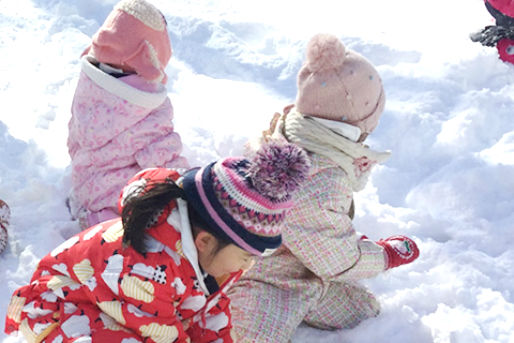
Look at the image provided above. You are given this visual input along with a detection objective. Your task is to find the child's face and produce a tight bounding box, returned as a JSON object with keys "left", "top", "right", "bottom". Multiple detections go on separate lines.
{"left": 197, "top": 236, "right": 255, "bottom": 277}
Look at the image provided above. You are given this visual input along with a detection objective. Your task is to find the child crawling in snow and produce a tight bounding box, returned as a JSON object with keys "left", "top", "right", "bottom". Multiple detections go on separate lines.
{"left": 228, "top": 34, "right": 420, "bottom": 342}
{"left": 5, "top": 141, "right": 309, "bottom": 342}
{"left": 67, "top": 0, "right": 189, "bottom": 230}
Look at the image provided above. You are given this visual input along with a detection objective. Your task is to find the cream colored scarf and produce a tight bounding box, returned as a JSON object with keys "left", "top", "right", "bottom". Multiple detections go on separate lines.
{"left": 269, "top": 109, "right": 391, "bottom": 192}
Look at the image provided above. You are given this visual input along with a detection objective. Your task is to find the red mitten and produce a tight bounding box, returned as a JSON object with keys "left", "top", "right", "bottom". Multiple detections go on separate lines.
{"left": 0, "top": 199, "right": 10, "bottom": 254}
{"left": 377, "top": 235, "right": 419, "bottom": 270}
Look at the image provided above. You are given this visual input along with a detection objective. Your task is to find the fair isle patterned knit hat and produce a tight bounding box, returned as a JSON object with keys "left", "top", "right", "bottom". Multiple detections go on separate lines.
{"left": 83, "top": 0, "right": 172, "bottom": 84}
{"left": 182, "top": 142, "right": 310, "bottom": 256}
{"left": 296, "top": 34, "right": 386, "bottom": 135}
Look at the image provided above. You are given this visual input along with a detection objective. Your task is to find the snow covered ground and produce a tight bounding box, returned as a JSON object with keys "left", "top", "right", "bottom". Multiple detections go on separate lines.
{"left": 1, "top": 0, "right": 514, "bottom": 342}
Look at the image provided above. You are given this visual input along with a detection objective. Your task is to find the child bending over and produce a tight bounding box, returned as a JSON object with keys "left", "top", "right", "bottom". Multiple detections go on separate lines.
{"left": 5, "top": 142, "right": 309, "bottom": 343}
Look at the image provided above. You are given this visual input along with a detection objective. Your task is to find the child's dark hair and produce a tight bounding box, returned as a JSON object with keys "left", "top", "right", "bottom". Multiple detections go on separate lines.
{"left": 122, "top": 178, "right": 231, "bottom": 255}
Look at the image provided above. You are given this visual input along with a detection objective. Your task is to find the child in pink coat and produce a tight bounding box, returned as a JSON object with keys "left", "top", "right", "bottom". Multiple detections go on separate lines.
{"left": 5, "top": 142, "right": 309, "bottom": 343}
{"left": 67, "top": 0, "right": 189, "bottom": 230}
{"left": 471, "top": 0, "right": 514, "bottom": 65}
{"left": 228, "top": 34, "right": 420, "bottom": 342}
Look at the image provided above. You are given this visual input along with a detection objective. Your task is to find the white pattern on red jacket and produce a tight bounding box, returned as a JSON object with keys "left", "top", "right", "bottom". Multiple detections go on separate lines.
{"left": 5, "top": 168, "right": 240, "bottom": 343}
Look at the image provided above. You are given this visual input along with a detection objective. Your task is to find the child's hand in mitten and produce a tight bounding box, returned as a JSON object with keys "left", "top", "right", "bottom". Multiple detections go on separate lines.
{"left": 376, "top": 235, "right": 419, "bottom": 270}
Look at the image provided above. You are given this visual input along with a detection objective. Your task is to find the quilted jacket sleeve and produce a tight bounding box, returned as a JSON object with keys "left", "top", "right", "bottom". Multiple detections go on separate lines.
{"left": 283, "top": 161, "right": 386, "bottom": 281}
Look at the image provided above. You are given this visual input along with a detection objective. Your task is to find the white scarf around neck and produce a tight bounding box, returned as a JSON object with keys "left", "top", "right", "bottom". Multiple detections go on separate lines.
{"left": 272, "top": 109, "right": 391, "bottom": 191}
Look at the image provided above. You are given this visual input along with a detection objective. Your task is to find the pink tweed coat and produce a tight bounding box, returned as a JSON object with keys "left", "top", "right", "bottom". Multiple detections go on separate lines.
{"left": 229, "top": 108, "right": 391, "bottom": 341}
{"left": 229, "top": 154, "right": 388, "bottom": 342}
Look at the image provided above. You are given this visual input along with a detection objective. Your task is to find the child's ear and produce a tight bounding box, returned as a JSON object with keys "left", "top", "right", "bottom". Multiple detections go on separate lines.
{"left": 194, "top": 231, "right": 216, "bottom": 253}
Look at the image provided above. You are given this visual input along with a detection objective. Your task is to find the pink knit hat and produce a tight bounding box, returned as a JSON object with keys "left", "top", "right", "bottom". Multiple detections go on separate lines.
{"left": 295, "top": 34, "right": 386, "bottom": 135}
{"left": 82, "top": 0, "right": 172, "bottom": 84}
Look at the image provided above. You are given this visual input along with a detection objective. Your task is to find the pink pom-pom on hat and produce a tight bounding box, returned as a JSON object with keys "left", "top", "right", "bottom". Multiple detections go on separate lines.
{"left": 296, "top": 33, "right": 386, "bottom": 135}
{"left": 306, "top": 34, "right": 346, "bottom": 72}
{"left": 82, "top": 0, "right": 172, "bottom": 84}
{"left": 248, "top": 141, "right": 310, "bottom": 202}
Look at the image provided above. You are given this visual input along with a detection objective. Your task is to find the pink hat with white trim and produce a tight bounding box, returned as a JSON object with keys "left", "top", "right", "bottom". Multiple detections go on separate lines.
{"left": 83, "top": 0, "right": 172, "bottom": 84}
{"left": 182, "top": 141, "right": 310, "bottom": 256}
{"left": 296, "top": 34, "right": 386, "bottom": 135}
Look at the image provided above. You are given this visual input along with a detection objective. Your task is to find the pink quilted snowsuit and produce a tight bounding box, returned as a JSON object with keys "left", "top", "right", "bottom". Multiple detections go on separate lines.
{"left": 67, "top": 56, "right": 188, "bottom": 229}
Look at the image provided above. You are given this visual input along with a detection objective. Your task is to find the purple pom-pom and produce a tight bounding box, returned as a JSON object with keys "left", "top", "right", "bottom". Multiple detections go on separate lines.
{"left": 247, "top": 141, "right": 310, "bottom": 201}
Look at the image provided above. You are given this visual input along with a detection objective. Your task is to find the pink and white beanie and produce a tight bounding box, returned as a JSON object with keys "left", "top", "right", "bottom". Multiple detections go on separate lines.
{"left": 83, "top": 0, "right": 172, "bottom": 84}
{"left": 296, "top": 34, "right": 386, "bottom": 135}
{"left": 182, "top": 142, "right": 310, "bottom": 256}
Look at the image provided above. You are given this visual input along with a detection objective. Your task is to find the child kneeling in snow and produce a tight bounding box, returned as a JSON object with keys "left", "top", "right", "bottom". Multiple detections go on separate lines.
{"left": 471, "top": 0, "right": 514, "bottom": 65}
{"left": 228, "top": 34, "right": 420, "bottom": 342}
{"left": 67, "top": 0, "right": 189, "bottom": 230}
{"left": 5, "top": 142, "right": 309, "bottom": 343}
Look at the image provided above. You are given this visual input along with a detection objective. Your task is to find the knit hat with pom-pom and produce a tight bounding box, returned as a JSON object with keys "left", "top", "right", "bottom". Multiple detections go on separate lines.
{"left": 82, "top": 0, "right": 172, "bottom": 84}
{"left": 182, "top": 141, "right": 310, "bottom": 256}
{"left": 296, "top": 34, "right": 385, "bottom": 135}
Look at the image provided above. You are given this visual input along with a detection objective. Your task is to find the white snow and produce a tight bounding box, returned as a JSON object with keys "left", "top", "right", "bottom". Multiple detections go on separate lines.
{"left": 1, "top": 0, "right": 514, "bottom": 342}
